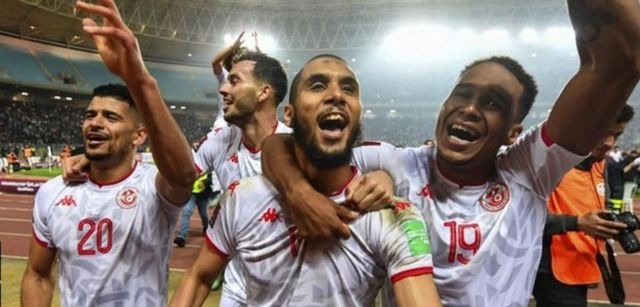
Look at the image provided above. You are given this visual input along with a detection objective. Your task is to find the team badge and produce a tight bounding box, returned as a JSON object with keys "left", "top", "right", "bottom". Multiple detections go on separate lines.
{"left": 479, "top": 182, "right": 510, "bottom": 212}
{"left": 116, "top": 187, "right": 139, "bottom": 209}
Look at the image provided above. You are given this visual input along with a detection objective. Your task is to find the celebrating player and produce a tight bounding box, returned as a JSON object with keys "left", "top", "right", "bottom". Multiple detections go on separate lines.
{"left": 171, "top": 54, "right": 441, "bottom": 307}
{"left": 260, "top": 0, "right": 640, "bottom": 305}
{"left": 20, "top": 0, "right": 196, "bottom": 306}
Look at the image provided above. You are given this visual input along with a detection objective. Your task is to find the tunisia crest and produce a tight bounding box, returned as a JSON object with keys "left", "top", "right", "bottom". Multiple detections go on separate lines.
{"left": 479, "top": 182, "right": 510, "bottom": 212}
{"left": 117, "top": 187, "right": 139, "bottom": 209}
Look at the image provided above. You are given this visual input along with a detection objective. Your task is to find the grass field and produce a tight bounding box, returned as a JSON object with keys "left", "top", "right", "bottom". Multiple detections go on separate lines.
{"left": 1, "top": 258, "right": 220, "bottom": 306}
{"left": 10, "top": 167, "right": 61, "bottom": 178}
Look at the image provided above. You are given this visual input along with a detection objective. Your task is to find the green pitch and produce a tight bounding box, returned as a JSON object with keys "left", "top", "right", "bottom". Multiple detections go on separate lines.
{"left": 12, "top": 167, "right": 62, "bottom": 178}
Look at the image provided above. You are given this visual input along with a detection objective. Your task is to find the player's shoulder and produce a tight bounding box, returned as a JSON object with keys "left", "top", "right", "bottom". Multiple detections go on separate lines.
{"left": 34, "top": 175, "right": 81, "bottom": 207}
{"left": 199, "top": 124, "right": 241, "bottom": 152}
{"left": 226, "top": 175, "right": 277, "bottom": 201}
{"left": 359, "top": 197, "right": 422, "bottom": 226}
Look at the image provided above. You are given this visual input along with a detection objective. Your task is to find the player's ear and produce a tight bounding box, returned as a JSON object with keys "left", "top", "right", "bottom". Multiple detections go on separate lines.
{"left": 284, "top": 104, "right": 294, "bottom": 127}
{"left": 133, "top": 127, "right": 148, "bottom": 147}
{"left": 257, "top": 83, "right": 272, "bottom": 104}
{"left": 505, "top": 123, "right": 523, "bottom": 145}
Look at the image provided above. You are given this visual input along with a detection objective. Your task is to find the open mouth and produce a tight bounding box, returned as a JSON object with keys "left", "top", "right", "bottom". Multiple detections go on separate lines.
{"left": 318, "top": 112, "right": 349, "bottom": 140}
{"left": 319, "top": 113, "right": 348, "bottom": 132}
{"left": 446, "top": 124, "right": 479, "bottom": 143}
{"left": 86, "top": 133, "right": 109, "bottom": 146}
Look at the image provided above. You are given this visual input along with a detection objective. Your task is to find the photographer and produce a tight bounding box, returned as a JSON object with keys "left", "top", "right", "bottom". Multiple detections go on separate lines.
{"left": 533, "top": 104, "right": 634, "bottom": 307}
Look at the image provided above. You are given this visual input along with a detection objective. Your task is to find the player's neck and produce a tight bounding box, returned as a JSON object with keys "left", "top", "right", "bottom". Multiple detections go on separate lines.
{"left": 240, "top": 110, "right": 278, "bottom": 151}
{"left": 89, "top": 155, "right": 137, "bottom": 186}
{"left": 293, "top": 144, "right": 353, "bottom": 196}
{"left": 436, "top": 156, "right": 493, "bottom": 187}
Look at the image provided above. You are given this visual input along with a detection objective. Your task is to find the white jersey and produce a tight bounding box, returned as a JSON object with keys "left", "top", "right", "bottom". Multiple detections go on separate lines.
{"left": 353, "top": 125, "right": 585, "bottom": 306}
{"left": 31, "top": 163, "right": 181, "bottom": 307}
{"left": 193, "top": 120, "right": 291, "bottom": 305}
{"left": 207, "top": 167, "right": 434, "bottom": 306}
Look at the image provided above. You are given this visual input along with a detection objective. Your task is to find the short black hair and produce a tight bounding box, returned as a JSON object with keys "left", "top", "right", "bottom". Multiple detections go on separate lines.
{"left": 223, "top": 47, "right": 249, "bottom": 72}
{"left": 92, "top": 84, "right": 135, "bottom": 109}
{"left": 289, "top": 54, "right": 348, "bottom": 105}
{"left": 461, "top": 56, "right": 538, "bottom": 123}
{"left": 617, "top": 104, "right": 635, "bottom": 123}
{"left": 233, "top": 51, "right": 288, "bottom": 105}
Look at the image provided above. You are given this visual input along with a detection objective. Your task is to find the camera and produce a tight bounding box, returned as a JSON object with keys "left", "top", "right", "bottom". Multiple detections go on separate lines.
{"left": 600, "top": 211, "right": 640, "bottom": 254}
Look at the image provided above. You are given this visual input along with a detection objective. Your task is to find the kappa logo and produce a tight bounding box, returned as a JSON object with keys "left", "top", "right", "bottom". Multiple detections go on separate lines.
{"left": 229, "top": 153, "right": 239, "bottom": 164}
{"left": 259, "top": 208, "right": 282, "bottom": 223}
{"left": 479, "top": 182, "right": 510, "bottom": 212}
{"left": 55, "top": 195, "right": 77, "bottom": 207}
{"left": 227, "top": 180, "right": 240, "bottom": 196}
{"left": 417, "top": 184, "right": 432, "bottom": 198}
{"left": 116, "top": 187, "right": 139, "bottom": 209}
{"left": 393, "top": 199, "right": 412, "bottom": 214}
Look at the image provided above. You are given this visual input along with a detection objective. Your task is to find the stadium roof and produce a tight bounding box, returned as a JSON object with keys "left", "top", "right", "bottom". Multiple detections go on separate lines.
{"left": 0, "top": 0, "right": 568, "bottom": 65}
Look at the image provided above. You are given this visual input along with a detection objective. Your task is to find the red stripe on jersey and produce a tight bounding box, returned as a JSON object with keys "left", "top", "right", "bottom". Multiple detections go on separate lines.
{"left": 206, "top": 236, "right": 229, "bottom": 259}
{"left": 195, "top": 163, "right": 203, "bottom": 176}
{"left": 32, "top": 227, "right": 54, "bottom": 250}
{"left": 541, "top": 123, "right": 554, "bottom": 147}
{"left": 90, "top": 161, "right": 138, "bottom": 188}
{"left": 329, "top": 166, "right": 358, "bottom": 197}
{"left": 356, "top": 141, "right": 382, "bottom": 147}
{"left": 390, "top": 267, "right": 433, "bottom": 284}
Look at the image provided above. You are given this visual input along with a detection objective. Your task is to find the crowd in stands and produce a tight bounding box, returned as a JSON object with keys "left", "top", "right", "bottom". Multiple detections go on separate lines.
{"left": 3, "top": 97, "right": 640, "bottom": 171}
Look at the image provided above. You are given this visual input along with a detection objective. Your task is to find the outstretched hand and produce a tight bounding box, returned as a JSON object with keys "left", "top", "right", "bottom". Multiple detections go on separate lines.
{"left": 76, "top": 0, "right": 150, "bottom": 84}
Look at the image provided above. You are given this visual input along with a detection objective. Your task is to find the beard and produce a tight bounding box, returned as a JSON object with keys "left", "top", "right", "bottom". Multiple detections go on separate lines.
{"left": 291, "top": 112, "right": 362, "bottom": 169}
{"left": 84, "top": 139, "right": 132, "bottom": 163}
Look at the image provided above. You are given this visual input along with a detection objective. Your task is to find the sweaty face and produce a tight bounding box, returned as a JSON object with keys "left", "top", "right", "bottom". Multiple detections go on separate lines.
{"left": 590, "top": 121, "right": 627, "bottom": 161}
{"left": 289, "top": 57, "right": 362, "bottom": 169}
{"left": 82, "top": 97, "right": 142, "bottom": 164}
{"left": 220, "top": 60, "right": 261, "bottom": 125}
{"left": 435, "top": 62, "right": 524, "bottom": 173}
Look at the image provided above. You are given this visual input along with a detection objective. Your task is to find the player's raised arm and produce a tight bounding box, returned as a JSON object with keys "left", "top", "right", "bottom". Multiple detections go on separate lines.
{"left": 20, "top": 238, "right": 57, "bottom": 307}
{"left": 545, "top": 0, "right": 640, "bottom": 155}
{"left": 75, "top": 0, "right": 196, "bottom": 205}
{"left": 212, "top": 31, "right": 244, "bottom": 76}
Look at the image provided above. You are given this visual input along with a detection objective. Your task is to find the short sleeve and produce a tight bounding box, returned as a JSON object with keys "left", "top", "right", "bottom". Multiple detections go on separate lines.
{"left": 206, "top": 190, "right": 237, "bottom": 259}
{"left": 194, "top": 129, "right": 227, "bottom": 175}
{"left": 374, "top": 200, "right": 433, "bottom": 283}
{"left": 32, "top": 181, "right": 56, "bottom": 249}
{"left": 499, "top": 124, "right": 586, "bottom": 198}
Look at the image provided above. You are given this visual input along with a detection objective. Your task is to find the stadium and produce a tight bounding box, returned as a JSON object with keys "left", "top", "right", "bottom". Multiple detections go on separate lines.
{"left": 1, "top": 0, "right": 640, "bottom": 306}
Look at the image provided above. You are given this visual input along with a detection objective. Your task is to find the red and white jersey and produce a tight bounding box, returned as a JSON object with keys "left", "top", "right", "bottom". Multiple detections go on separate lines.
{"left": 207, "top": 167, "right": 433, "bottom": 306}
{"left": 194, "top": 121, "right": 291, "bottom": 188}
{"left": 31, "top": 163, "right": 181, "bottom": 307}
{"left": 193, "top": 120, "right": 291, "bottom": 305}
{"left": 353, "top": 125, "right": 585, "bottom": 306}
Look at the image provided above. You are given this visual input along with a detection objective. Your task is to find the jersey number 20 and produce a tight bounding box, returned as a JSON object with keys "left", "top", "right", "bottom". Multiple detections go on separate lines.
{"left": 78, "top": 218, "right": 114, "bottom": 255}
